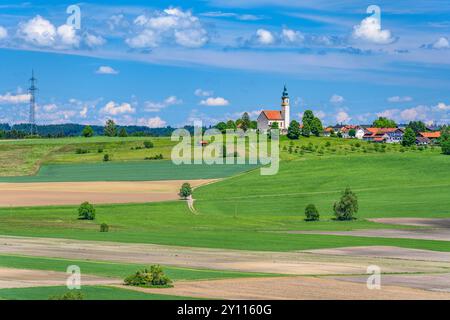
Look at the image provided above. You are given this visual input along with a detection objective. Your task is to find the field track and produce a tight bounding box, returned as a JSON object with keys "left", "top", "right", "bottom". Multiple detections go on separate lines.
{"left": 0, "top": 180, "right": 215, "bottom": 207}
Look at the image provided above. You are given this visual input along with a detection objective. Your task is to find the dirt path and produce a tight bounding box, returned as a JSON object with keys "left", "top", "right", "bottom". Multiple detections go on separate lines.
{"left": 0, "top": 180, "right": 215, "bottom": 207}
{"left": 1, "top": 236, "right": 449, "bottom": 276}
{"left": 119, "top": 276, "right": 450, "bottom": 300}
{"left": 370, "top": 218, "right": 450, "bottom": 228}
{"left": 0, "top": 267, "right": 120, "bottom": 289}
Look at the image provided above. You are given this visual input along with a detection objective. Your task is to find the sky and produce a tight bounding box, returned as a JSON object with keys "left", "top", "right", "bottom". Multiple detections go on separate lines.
{"left": 0, "top": 0, "right": 449, "bottom": 127}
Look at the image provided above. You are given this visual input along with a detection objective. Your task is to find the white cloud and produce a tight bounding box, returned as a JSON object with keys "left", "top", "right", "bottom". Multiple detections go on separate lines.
{"left": 56, "top": 24, "right": 80, "bottom": 47}
{"left": 0, "top": 92, "right": 30, "bottom": 104}
{"left": 126, "top": 7, "right": 208, "bottom": 49}
{"left": 101, "top": 101, "right": 135, "bottom": 115}
{"left": 435, "top": 102, "right": 450, "bottom": 111}
{"left": 96, "top": 66, "right": 119, "bottom": 75}
{"left": 18, "top": 15, "right": 57, "bottom": 47}
{"left": 400, "top": 105, "right": 429, "bottom": 122}
{"left": 432, "top": 37, "right": 450, "bottom": 49}
{"left": 194, "top": 89, "right": 213, "bottom": 97}
{"left": 314, "top": 110, "right": 326, "bottom": 120}
{"left": 336, "top": 111, "right": 351, "bottom": 123}
{"left": 255, "top": 29, "right": 275, "bottom": 45}
{"left": 200, "top": 97, "right": 230, "bottom": 106}
{"left": 352, "top": 16, "right": 395, "bottom": 44}
{"left": 145, "top": 95, "right": 182, "bottom": 112}
{"left": 201, "top": 12, "right": 263, "bottom": 21}
{"left": 137, "top": 116, "right": 167, "bottom": 128}
{"left": 84, "top": 33, "right": 106, "bottom": 48}
{"left": 377, "top": 109, "right": 399, "bottom": 119}
{"left": 281, "top": 28, "right": 304, "bottom": 44}
{"left": 330, "top": 94, "right": 344, "bottom": 103}
{"left": 0, "top": 26, "right": 8, "bottom": 39}
{"left": 387, "top": 96, "right": 413, "bottom": 103}
{"left": 80, "top": 106, "right": 88, "bottom": 118}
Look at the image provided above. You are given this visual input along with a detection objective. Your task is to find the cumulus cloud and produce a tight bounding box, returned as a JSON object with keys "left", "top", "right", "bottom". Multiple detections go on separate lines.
{"left": 330, "top": 94, "right": 344, "bottom": 104}
{"left": 281, "top": 28, "right": 304, "bottom": 44}
{"left": 18, "top": 15, "right": 57, "bottom": 47}
{"left": 84, "top": 33, "right": 106, "bottom": 48}
{"left": 42, "top": 103, "right": 57, "bottom": 112}
{"left": 56, "top": 24, "right": 80, "bottom": 47}
{"left": 376, "top": 102, "right": 450, "bottom": 124}
{"left": 0, "top": 92, "right": 30, "bottom": 104}
{"left": 126, "top": 7, "right": 208, "bottom": 49}
{"left": 96, "top": 66, "right": 119, "bottom": 75}
{"left": 80, "top": 106, "right": 88, "bottom": 118}
{"left": 255, "top": 29, "right": 275, "bottom": 45}
{"left": 200, "top": 97, "right": 230, "bottom": 106}
{"left": 336, "top": 111, "right": 351, "bottom": 123}
{"left": 387, "top": 96, "right": 413, "bottom": 103}
{"left": 101, "top": 101, "right": 135, "bottom": 115}
{"left": 352, "top": 16, "right": 395, "bottom": 44}
{"left": 422, "top": 36, "right": 450, "bottom": 50}
{"left": 0, "top": 26, "right": 8, "bottom": 39}
{"left": 144, "top": 95, "right": 182, "bottom": 112}
{"left": 137, "top": 116, "right": 167, "bottom": 128}
{"left": 435, "top": 102, "right": 450, "bottom": 111}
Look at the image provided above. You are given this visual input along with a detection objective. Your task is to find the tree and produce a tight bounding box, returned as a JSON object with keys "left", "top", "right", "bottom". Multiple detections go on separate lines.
{"left": 124, "top": 265, "right": 172, "bottom": 288}
{"left": 407, "top": 121, "right": 426, "bottom": 134}
{"left": 402, "top": 127, "right": 416, "bottom": 147}
{"left": 81, "top": 125, "right": 94, "bottom": 137}
{"left": 250, "top": 120, "right": 258, "bottom": 130}
{"left": 240, "top": 112, "right": 251, "bottom": 132}
{"left": 348, "top": 129, "right": 356, "bottom": 138}
{"left": 104, "top": 120, "right": 117, "bottom": 137}
{"left": 302, "top": 110, "right": 315, "bottom": 127}
{"left": 103, "top": 154, "right": 110, "bottom": 162}
{"left": 143, "top": 141, "right": 154, "bottom": 149}
{"left": 270, "top": 122, "right": 279, "bottom": 129}
{"left": 78, "top": 202, "right": 96, "bottom": 220}
{"left": 440, "top": 126, "right": 450, "bottom": 155}
{"left": 226, "top": 120, "right": 237, "bottom": 130}
{"left": 287, "top": 120, "right": 301, "bottom": 140}
{"left": 310, "top": 117, "right": 323, "bottom": 137}
{"left": 304, "top": 204, "right": 320, "bottom": 221}
{"left": 179, "top": 182, "right": 192, "bottom": 199}
{"left": 215, "top": 122, "right": 227, "bottom": 133}
{"left": 372, "top": 117, "right": 397, "bottom": 128}
{"left": 333, "top": 188, "right": 358, "bottom": 221}
{"left": 302, "top": 122, "right": 311, "bottom": 137}
{"left": 118, "top": 127, "right": 128, "bottom": 137}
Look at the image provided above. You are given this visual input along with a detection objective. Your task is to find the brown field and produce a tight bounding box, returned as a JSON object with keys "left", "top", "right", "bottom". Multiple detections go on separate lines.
{"left": 0, "top": 180, "right": 216, "bottom": 207}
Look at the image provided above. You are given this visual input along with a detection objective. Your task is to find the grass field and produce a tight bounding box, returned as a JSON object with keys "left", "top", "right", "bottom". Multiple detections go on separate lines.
{"left": 0, "top": 254, "right": 279, "bottom": 280}
{"left": 0, "top": 285, "right": 193, "bottom": 300}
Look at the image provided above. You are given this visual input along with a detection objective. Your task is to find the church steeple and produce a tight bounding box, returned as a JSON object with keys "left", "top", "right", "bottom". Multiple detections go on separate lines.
{"left": 281, "top": 85, "right": 290, "bottom": 129}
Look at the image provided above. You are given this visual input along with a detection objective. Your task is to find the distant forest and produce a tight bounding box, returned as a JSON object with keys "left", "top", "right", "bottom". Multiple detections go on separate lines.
{"left": 0, "top": 123, "right": 186, "bottom": 139}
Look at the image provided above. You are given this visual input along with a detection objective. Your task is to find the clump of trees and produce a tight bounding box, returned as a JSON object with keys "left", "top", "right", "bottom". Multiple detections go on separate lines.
{"left": 304, "top": 204, "right": 320, "bottom": 221}
{"left": 302, "top": 110, "right": 323, "bottom": 137}
{"left": 287, "top": 120, "right": 301, "bottom": 140}
{"left": 49, "top": 291, "right": 84, "bottom": 300}
{"left": 402, "top": 127, "right": 416, "bottom": 147}
{"left": 407, "top": 121, "right": 426, "bottom": 134}
{"left": 144, "top": 141, "right": 154, "bottom": 149}
{"left": 124, "top": 265, "right": 172, "bottom": 288}
{"left": 372, "top": 117, "right": 397, "bottom": 128}
{"left": 78, "top": 202, "right": 96, "bottom": 220}
{"left": 179, "top": 182, "right": 192, "bottom": 199}
{"left": 333, "top": 188, "right": 358, "bottom": 221}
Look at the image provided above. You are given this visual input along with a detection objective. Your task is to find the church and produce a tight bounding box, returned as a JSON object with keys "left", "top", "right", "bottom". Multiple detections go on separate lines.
{"left": 257, "top": 86, "right": 291, "bottom": 134}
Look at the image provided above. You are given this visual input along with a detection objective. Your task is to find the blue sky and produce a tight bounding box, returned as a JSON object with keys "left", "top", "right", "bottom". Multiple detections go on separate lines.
{"left": 0, "top": 0, "right": 449, "bottom": 127}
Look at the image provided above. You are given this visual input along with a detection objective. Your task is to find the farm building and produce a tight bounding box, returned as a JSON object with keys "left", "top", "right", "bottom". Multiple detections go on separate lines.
{"left": 363, "top": 128, "right": 404, "bottom": 143}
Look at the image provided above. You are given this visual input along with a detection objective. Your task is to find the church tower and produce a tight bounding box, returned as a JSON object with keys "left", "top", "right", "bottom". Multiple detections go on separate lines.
{"left": 281, "top": 85, "right": 290, "bottom": 129}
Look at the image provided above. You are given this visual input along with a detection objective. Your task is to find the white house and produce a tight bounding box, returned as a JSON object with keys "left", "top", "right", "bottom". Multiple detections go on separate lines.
{"left": 340, "top": 125, "right": 365, "bottom": 139}
{"left": 257, "top": 86, "right": 291, "bottom": 134}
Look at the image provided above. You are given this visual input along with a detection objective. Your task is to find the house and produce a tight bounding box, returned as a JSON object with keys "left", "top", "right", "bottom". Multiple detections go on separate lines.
{"left": 340, "top": 125, "right": 365, "bottom": 139}
{"left": 363, "top": 128, "right": 404, "bottom": 143}
{"left": 416, "top": 136, "right": 431, "bottom": 145}
{"left": 323, "top": 127, "right": 334, "bottom": 137}
{"left": 418, "top": 131, "right": 441, "bottom": 143}
{"left": 257, "top": 86, "right": 290, "bottom": 134}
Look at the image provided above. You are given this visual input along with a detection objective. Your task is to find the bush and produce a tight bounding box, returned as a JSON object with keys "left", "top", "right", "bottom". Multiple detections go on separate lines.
{"left": 333, "top": 188, "right": 358, "bottom": 221}
{"left": 304, "top": 204, "right": 320, "bottom": 221}
{"left": 75, "top": 148, "right": 89, "bottom": 154}
{"left": 100, "top": 223, "right": 109, "bottom": 232}
{"left": 143, "top": 141, "right": 154, "bottom": 149}
{"left": 49, "top": 291, "right": 84, "bottom": 300}
{"left": 97, "top": 148, "right": 103, "bottom": 153}
{"left": 144, "top": 154, "right": 163, "bottom": 160}
{"left": 124, "top": 265, "right": 172, "bottom": 288}
{"left": 103, "top": 154, "right": 110, "bottom": 162}
{"left": 179, "top": 182, "right": 192, "bottom": 199}
{"left": 78, "top": 202, "right": 95, "bottom": 220}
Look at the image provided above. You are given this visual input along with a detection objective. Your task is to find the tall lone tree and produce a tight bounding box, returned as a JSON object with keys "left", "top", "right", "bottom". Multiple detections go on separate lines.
{"left": 402, "top": 127, "right": 416, "bottom": 147}
{"left": 334, "top": 188, "right": 358, "bottom": 221}
{"left": 104, "top": 120, "right": 117, "bottom": 137}
{"left": 81, "top": 125, "right": 94, "bottom": 137}
{"left": 119, "top": 127, "right": 128, "bottom": 137}
{"left": 310, "top": 117, "right": 323, "bottom": 137}
{"left": 240, "top": 112, "right": 251, "bottom": 132}
{"left": 179, "top": 182, "right": 193, "bottom": 199}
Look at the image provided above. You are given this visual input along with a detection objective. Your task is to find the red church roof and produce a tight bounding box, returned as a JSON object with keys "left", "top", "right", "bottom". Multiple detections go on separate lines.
{"left": 261, "top": 110, "right": 283, "bottom": 120}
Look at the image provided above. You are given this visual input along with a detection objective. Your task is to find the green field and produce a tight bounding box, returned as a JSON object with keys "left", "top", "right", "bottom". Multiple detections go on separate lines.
{"left": 0, "top": 254, "right": 279, "bottom": 280}
{"left": 0, "top": 285, "right": 193, "bottom": 300}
